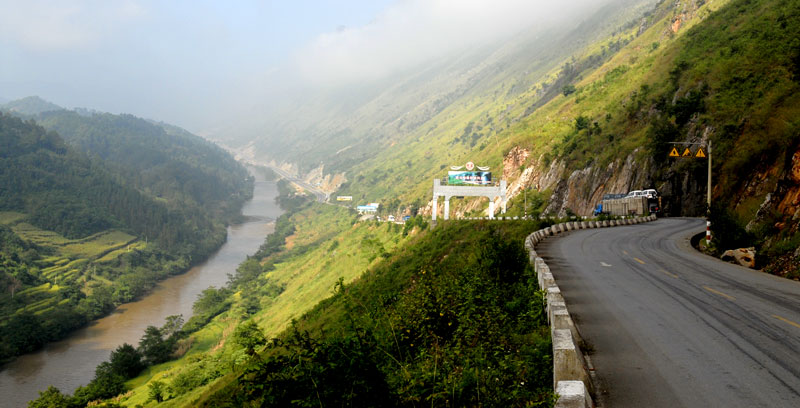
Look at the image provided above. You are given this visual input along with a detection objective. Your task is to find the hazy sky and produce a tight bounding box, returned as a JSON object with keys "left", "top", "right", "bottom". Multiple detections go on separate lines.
{"left": 0, "top": 0, "right": 609, "bottom": 132}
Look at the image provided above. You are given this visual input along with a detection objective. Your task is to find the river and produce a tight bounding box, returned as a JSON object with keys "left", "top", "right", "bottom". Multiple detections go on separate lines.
{"left": 0, "top": 177, "right": 281, "bottom": 407}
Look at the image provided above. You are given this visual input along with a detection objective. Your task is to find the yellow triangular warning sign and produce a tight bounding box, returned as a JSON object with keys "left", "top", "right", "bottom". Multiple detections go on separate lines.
{"left": 695, "top": 147, "right": 706, "bottom": 158}
{"left": 682, "top": 147, "right": 693, "bottom": 157}
{"left": 669, "top": 147, "right": 680, "bottom": 157}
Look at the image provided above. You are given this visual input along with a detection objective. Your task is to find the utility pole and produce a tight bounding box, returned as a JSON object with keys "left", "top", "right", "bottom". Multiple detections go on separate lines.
{"left": 707, "top": 140, "right": 712, "bottom": 210}
{"left": 707, "top": 140, "right": 712, "bottom": 245}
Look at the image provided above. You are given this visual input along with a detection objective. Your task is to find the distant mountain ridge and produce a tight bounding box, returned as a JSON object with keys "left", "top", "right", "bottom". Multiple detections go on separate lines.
{"left": 0, "top": 96, "right": 62, "bottom": 115}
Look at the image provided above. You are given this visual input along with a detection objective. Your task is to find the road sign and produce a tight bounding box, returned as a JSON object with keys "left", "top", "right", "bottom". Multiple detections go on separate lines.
{"left": 695, "top": 147, "right": 706, "bottom": 158}
{"left": 682, "top": 147, "right": 693, "bottom": 157}
{"left": 669, "top": 147, "right": 680, "bottom": 157}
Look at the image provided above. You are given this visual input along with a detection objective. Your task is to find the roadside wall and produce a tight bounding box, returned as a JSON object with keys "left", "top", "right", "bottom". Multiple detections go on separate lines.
{"left": 524, "top": 215, "right": 658, "bottom": 408}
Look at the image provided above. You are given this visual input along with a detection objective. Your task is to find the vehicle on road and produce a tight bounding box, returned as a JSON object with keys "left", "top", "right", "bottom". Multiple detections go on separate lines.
{"left": 643, "top": 189, "right": 658, "bottom": 199}
{"left": 595, "top": 191, "right": 661, "bottom": 217}
{"left": 593, "top": 203, "right": 603, "bottom": 216}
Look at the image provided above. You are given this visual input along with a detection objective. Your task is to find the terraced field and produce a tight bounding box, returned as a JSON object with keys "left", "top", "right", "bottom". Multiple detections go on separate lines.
{"left": 0, "top": 212, "right": 144, "bottom": 320}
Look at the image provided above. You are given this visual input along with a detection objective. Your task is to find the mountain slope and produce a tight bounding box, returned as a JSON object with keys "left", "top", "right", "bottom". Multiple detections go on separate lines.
{"left": 0, "top": 110, "right": 253, "bottom": 363}
{"left": 506, "top": 0, "right": 800, "bottom": 274}
{"left": 227, "top": 0, "right": 658, "bottom": 178}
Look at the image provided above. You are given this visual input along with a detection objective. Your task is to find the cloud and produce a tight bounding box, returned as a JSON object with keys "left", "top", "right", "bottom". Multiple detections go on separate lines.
{"left": 291, "top": 0, "right": 606, "bottom": 85}
{"left": 0, "top": 0, "right": 147, "bottom": 52}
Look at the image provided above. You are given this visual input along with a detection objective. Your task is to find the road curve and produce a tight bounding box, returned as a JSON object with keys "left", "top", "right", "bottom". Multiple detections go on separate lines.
{"left": 538, "top": 218, "right": 800, "bottom": 408}
{"left": 257, "top": 163, "right": 328, "bottom": 203}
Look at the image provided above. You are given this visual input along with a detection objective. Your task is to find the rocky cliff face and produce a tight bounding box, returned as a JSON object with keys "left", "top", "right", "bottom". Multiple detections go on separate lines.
{"left": 302, "top": 164, "right": 347, "bottom": 194}
{"left": 503, "top": 138, "right": 799, "bottom": 242}
{"left": 749, "top": 146, "right": 800, "bottom": 233}
{"left": 489, "top": 141, "right": 710, "bottom": 218}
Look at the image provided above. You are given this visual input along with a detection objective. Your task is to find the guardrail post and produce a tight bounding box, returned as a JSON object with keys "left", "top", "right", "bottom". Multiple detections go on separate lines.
{"left": 552, "top": 329, "right": 591, "bottom": 392}
{"left": 555, "top": 381, "right": 594, "bottom": 408}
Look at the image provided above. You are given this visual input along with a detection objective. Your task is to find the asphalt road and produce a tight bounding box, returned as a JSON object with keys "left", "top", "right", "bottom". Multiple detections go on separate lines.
{"left": 255, "top": 163, "right": 329, "bottom": 202}
{"left": 538, "top": 218, "right": 800, "bottom": 407}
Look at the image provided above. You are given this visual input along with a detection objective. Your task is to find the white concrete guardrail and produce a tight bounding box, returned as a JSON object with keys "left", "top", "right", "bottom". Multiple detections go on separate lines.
{"left": 524, "top": 215, "right": 658, "bottom": 408}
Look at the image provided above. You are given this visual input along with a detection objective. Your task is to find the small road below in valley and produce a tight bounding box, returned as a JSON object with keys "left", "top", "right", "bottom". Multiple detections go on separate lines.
{"left": 538, "top": 217, "right": 800, "bottom": 407}
{"left": 265, "top": 165, "right": 328, "bottom": 202}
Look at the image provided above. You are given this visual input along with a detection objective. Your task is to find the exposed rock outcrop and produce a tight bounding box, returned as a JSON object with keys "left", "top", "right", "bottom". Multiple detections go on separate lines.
{"left": 747, "top": 145, "right": 800, "bottom": 235}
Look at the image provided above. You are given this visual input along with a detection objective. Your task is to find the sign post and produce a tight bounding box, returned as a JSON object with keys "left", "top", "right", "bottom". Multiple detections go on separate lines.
{"left": 668, "top": 141, "right": 712, "bottom": 244}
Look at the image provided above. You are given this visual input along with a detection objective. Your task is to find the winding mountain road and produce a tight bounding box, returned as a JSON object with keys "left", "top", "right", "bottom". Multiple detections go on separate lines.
{"left": 538, "top": 218, "right": 800, "bottom": 407}
{"left": 265, "top": 164, "right": 329, "bottom": 202}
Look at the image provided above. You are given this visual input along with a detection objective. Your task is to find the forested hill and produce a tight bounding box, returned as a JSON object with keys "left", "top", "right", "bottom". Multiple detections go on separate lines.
{"left": 9, "top": 106, "right": 252, "bottom": 223}
{"left": 0, "top": 113, "right": 220, "bottom": 248}
{"left": 1, "top": 113, "right": 146, "bottom": 239}
{"left": 0, "top": 96, "right": 62, "bottom": 115}
{"left": 0, "top": 112, "right": 252, "bottom": 363}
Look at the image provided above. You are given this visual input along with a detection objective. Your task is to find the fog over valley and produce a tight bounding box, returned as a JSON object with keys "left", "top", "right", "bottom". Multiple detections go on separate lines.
{"left": 1, "top": 0, "right": 617, "bottom": 134}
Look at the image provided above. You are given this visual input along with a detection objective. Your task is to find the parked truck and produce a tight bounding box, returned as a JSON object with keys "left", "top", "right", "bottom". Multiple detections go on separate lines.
{"left": 594, "top": 192, "right": 661, "bottom": 217}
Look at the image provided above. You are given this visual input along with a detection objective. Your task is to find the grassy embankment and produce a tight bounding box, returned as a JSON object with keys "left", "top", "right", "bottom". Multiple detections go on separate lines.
{"left": 114, "top": 202, "right": 409, "bottom": 406}
{"left": 201, "top": 219, "right": 553, "bottom": 407}
{"left": 111, "top": 205, "right": 552, "bottom": 407}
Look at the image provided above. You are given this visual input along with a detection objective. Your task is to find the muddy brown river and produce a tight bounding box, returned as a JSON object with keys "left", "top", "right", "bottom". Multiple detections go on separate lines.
{"left": 0, "top": 178, "right": 281, "bottom": 407}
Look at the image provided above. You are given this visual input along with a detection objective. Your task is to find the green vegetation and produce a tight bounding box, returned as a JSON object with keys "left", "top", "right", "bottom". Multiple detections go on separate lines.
{"left": 28, "top": 317, "right": 185, "bottom": 407}
{"left": 0, "top": 112, "right": 252, "bottom": 363}
{"left": 0, "top": 96, "right": 62, "bottom": 115}
{"left": 204, "top": 220, "right": 552, "bottom": 407}
{"left": 69, "top": 196, "right": 439, "bottom": 406}
{"left": 83, "top": 206, "right": 552, "bottom": 407}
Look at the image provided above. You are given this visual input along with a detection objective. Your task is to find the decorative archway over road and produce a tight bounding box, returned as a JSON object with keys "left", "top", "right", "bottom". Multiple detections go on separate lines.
{"left": 432, "top": 179, "right": 507, "bottom": 221}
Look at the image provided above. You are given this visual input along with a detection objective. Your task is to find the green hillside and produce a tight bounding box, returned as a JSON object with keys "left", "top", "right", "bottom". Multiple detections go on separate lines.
{"left": 487, "top": 0, "right": 800, "bottom": 272}
{"left": 18, "top": 108, "right": 251, "bottom": 223}
{"left": 225, "top": 0, "right": 657, "bottom": 176}
{"left": 0, "top": 112, "right": 252, "bottom": 363}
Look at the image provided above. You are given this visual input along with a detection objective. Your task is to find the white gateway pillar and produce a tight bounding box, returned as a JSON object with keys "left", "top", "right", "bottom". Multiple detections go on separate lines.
{"left": 432, "top": 196, "right": 438, "bottom": 221}
{"left": 444, "top": 197, "right": 450, "bottom": 220}
{"left": 489, "top": 201, "right": 495, "bottom": 219}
